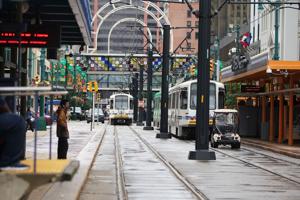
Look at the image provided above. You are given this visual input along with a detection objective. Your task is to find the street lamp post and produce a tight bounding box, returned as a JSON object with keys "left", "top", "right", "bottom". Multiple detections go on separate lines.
{"left": 214, "top": 37, "right": 220, "bottom": 81}
{"left": 273, "top": 0, "right": 280, "bottom": 60}
{"left": 72, "top": 56, "right": 78, "bottom": 118}
{"left": 188, "top": 0, "right": 216, "bottom": 160}
{"left": 64, "top": 54, "right": 68, "bottom": 90}
{"left": 144, "top": 49, "right": 154, "bottom": 130}
{"left": 133, "top": 73, "right": 138, "bottom": 123}
{"left": 156, "top": 24, "right": 171, "bottom": 139}
{"left": 137, "top": 64, "right": 144, "bottom": 126}
{"left": 40, "top": 48, "right": 46, "bottom": 117}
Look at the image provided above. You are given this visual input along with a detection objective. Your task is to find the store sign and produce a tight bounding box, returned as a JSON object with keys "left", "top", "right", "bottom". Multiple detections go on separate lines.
{"left": 0, "top": 24, "right": 60, "bottom": 48}
{"left": 241, "top": 85, "right": 264, "bottom": 93}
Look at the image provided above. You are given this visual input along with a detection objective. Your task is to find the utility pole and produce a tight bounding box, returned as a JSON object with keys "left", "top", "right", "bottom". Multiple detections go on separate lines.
{"left": 188, "top": 0, "right": 216, "bottom": 160}
{"left": 144, "top": 49, "right": 154, "bottom": 130}
{"left": 39, "top": 48, "right": 46, "bottom": 117}
{"left": 235, "top": 24, "right": 241, "bottom": 57}
{"left": 273, "top": 0, "right": 280, "bottom": 60}
{"left": 73, "top": 56, "right": 76, "bottom": 119}
{"left": 35, "top": 48, "right": 47, "bottom": 131}
{"left": 137, "top": 64, "right": 144, "bottom": 126}
{"left": 214, "top": 37, "right": 220, "bottom": 81}
{"left": 133, "top": 73, "right": 138, "bottom": 123}
{"left": 65, "top": 54, "right": 68, "bottom": 89}
{"left": 156, "top": 24, "right": 171, "bottom": 139}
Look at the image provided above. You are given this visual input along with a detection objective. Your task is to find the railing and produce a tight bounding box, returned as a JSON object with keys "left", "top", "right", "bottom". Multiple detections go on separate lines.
{"left": 246, "top": 40, "right": 261, "bottom": 58}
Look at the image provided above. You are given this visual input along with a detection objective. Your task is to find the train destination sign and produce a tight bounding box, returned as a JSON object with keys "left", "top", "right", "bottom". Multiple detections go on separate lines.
{"left": 0, "top": 24, "right": 60, "bottom": 48}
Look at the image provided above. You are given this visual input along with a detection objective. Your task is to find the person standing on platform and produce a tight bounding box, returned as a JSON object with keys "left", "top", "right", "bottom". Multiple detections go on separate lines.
{"left": 56, "top": 99, "right": 70, "bottom": 159}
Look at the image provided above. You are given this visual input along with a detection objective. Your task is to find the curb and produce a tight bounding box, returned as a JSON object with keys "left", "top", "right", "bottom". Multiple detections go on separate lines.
{"left": 242, "top": 140, "right": 300, "bottom": 159}
{"left": 41, "top": 125, "right": 107, "bottom": 200}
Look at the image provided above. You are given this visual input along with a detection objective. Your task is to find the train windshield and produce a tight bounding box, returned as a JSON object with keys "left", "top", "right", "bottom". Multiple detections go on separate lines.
{"left": 190, "top": 83, "right": 216, "bottom": 110}
{"left": 115, "top": 95, "right": 129, "bottom": 110}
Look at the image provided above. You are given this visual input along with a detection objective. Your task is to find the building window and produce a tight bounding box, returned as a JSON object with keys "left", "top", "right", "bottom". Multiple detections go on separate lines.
{"left": 187, "top": 10, "right": 192, "bottom": 18}
{"left": 195, "top": 21, "right": 199, "bottom": 27}
{"left": 186, "top": 32, "right": 191, "bottom": 39}
{"left": 187, "top": 21, "right": 191, "bottom": 27}
{"left": 195, "top": 32, "right": 199, "bottom": 39}
{"left": 4, "top": 48, "right": 11, "bottom": 62}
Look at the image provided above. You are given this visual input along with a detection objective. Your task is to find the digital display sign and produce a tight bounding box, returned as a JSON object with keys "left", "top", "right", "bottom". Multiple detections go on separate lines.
{"left": 0, "top": 24, "right": 60, "bottom": 48}
{"left": 241, "top": 85, "right": 264, "bottom": 93}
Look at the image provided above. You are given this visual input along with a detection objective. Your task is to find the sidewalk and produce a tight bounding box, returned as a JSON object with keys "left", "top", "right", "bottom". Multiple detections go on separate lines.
{"left": 24, "top": 121, "right": 106, "bottom": 200}
{"left": 242, "top": 138, "right": 300, "bottom": 159}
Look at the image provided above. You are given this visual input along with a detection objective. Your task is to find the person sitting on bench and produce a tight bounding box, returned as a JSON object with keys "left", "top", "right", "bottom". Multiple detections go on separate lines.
{"left": 0, "top": 98, "right": 27, "bottom": 167}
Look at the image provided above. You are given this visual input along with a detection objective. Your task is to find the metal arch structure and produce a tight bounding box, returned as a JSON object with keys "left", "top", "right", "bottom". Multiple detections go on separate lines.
{"left": 88, "top": 0, "right": 173, "bottom": 53}
{"left": 107, "top": 18, "right": 154, "bottom": 54}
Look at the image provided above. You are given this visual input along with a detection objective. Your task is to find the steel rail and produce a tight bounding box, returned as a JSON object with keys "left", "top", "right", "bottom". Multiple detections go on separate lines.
{"left": 114, "top": 126, "right": 128, "bottom": 200}
{"left": 128, "top": 126, "right": 208, "bottom": 200}
{"left": 241, "top": 146, "right": 300, "bottom": 166}
{"left": 212, "top": 147, "right": 300, "bottom": 185}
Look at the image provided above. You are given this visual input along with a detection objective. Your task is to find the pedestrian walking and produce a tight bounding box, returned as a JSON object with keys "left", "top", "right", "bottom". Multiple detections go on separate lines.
{"left": 56, "top": 99, "right": 70, "bottom": 159}
{"left": 26, "top": 107, "right": 34, "bottom": 132}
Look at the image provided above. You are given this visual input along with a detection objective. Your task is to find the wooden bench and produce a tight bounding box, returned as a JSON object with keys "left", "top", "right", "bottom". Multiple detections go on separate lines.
{"left": 1, "top": 159, "right": 79, "bottom": 199}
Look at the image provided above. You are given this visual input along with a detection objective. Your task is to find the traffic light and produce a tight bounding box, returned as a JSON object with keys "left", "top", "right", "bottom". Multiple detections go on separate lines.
{"left": 87, "top": 81, "right": 99, "bottom": 92}
{"left": 87, "top": 82, "right": 92, "bottom": 92}
{"left": 189, "top": 65, "right": 197, "bottom": 77}
{"left": 96, "top": 93, "right": 101, "bottom": 101}
{"left": 210, "top": 59, "right": 215, "bottom": 79}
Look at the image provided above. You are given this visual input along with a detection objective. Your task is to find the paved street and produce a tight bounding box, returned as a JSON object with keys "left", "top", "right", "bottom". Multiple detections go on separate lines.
{"left": 78, "top": 124, "right": 300, "bottom": 200}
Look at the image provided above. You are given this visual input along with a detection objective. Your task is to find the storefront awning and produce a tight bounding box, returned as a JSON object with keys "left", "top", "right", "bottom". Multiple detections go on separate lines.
{"left": 268, "top": 60, "right": 300, "bottom": 70}
{"left": 221, "top": 52, "right": 300, "bottom": 83}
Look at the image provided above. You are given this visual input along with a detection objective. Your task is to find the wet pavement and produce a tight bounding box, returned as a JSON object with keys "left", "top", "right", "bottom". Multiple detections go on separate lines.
{"left": 25, "top": 121, "right": 99, "bottom": 160}
{"left": 24, "top": 121, "right": 106, "bottom": 200}
{"left": 133, "top": 125, "right": 300, "bottom": 200}
{"left": 80, "top": 125, "right": 197, "bottom": 200}
{"left": 23, "top": 123, "right": 300, "bottom": 199}
{"left": 80, "top": 125, "right": 118, "bottom": 200}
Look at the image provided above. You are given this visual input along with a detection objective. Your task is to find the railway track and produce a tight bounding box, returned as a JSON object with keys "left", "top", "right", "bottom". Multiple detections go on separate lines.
{"left": 114, "top": 126, "right": 128, "bottom": 200}
{"left": 211, "top": 146, "right": 300, "bottom": 185}
{"left": 127, "top": 126, "right": 208, "bottom": 200}
{"left": 113, "top": 125, "right": 207, "bottom": 200}
{"left": 81, "top": 125, "right": 300, "bottom": 200}
{"left": 181, "top": 139, "right": 300, "bottom": 185}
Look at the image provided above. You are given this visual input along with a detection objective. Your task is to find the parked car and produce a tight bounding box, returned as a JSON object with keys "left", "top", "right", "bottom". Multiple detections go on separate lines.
{"left": 87, "top": 109, "right": 105, "bottom": 123}
{"left": 70, "top": 107, "right": 84, "bottom": 120}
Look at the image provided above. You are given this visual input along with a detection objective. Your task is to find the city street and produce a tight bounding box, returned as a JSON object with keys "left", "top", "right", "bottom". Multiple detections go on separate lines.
{"left": 1, "top": 0, "right": 300, "bottom": 199}
{"left": 27, "top": 122, "right": 299, "bottom": 200}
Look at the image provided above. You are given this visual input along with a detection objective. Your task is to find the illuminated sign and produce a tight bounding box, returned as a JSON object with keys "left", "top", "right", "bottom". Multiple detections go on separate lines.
{"left": 0, "top": 24, "right": 60, "bottom": 48}
{"left": 241, "top": 85, "right": 264, "bottom": 93}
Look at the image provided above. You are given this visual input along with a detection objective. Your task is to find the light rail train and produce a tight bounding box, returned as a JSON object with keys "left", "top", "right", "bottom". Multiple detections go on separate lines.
{"left": 153, "top": 80, "right": 225, "bottom": 138}
{"left": 109, "top": 93, "right": 134, "bottom": 125}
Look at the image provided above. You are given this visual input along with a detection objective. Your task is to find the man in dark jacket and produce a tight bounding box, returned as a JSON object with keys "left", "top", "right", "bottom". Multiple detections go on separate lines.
{"left": 0, "top": 98, "right": 26, "bottom": 167}
{"left": 56, "top": 99, "right": 69, "bottom": 159}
